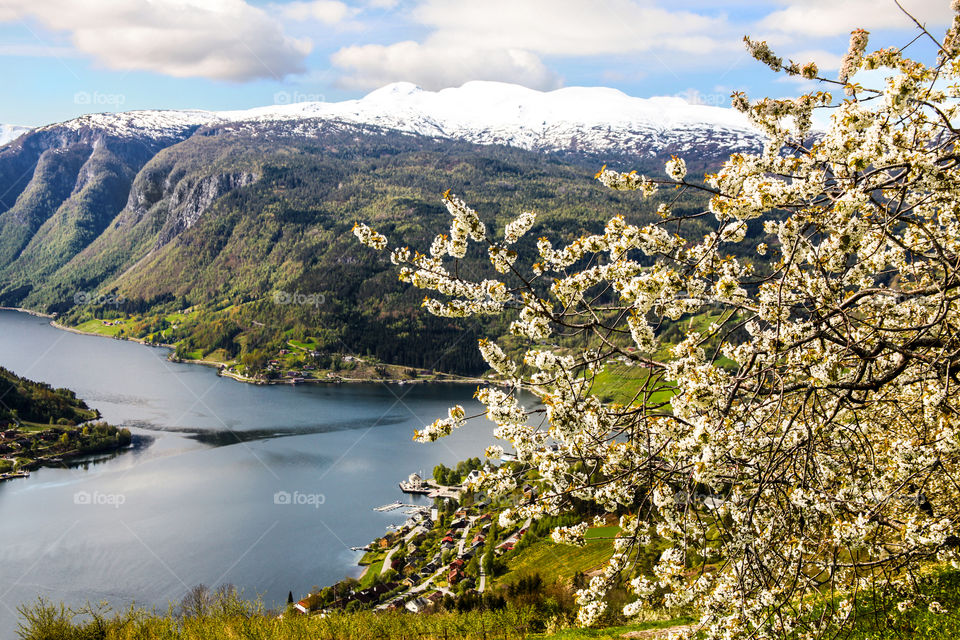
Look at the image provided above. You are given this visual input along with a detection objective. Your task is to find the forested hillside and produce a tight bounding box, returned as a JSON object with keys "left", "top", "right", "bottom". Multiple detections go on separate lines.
{"left": 0, "top": 366, "right": 96, "bottom": 425}
{"left": 0, "top": 116, "right": 758, "bottom": 374}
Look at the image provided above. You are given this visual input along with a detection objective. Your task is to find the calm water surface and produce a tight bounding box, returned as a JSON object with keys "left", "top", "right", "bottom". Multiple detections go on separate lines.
{"left": 0, "top": 310, "right": 499, "bottom": 635}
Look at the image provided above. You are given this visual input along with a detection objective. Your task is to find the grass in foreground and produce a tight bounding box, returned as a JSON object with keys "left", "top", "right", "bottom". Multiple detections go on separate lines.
{"left": 18, "top": 566, "right": 960, "bottom": 640}
{"left": 537, "top": 618, "right": 695, "bottom": 639}
{"left": 16, "top": 602, "right": 575, "bottom": 640}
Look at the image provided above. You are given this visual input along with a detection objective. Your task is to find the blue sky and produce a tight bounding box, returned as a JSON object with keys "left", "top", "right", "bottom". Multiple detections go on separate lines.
{"left": 0, "top": 0, "right": 954, "bottom": 127}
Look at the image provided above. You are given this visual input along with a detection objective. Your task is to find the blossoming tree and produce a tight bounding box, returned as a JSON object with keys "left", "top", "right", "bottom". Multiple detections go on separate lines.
{"left": 356, "top": 7, "right": 960, "bottom": 638}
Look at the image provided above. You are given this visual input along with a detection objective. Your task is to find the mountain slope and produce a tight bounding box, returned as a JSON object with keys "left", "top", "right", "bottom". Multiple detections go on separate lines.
{"left": 0, "top": 82, "right": 763, "bottom": 374}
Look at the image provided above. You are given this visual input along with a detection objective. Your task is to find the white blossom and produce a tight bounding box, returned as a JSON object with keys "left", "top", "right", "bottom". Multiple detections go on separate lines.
{"left": 354, "top": 14, "right": 960, "bottom": 637}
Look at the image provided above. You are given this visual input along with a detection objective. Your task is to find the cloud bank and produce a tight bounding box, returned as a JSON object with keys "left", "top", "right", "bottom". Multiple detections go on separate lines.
{"left": 0, "top": 0, "right": 313, "bottom": 81}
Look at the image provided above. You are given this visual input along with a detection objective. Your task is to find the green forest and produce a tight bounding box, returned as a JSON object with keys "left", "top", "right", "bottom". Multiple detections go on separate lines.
{"left": 0, "top": 127, "right": 752, "bottom": 377}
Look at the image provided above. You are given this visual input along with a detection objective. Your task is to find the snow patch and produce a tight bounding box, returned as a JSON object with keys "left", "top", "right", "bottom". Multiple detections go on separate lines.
{"left": 36, "top": 81, "right": 764, "bottom": 157}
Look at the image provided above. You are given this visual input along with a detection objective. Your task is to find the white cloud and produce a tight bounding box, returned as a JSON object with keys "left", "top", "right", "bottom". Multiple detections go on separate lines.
{"left": 0, "top": 0, "right": 312, "bottom": 81}
{"left": 277, "top": 1, "right": 355, "bottom": 24}
{"left": 330, "top": 0, "right": 742, "bottom": 91}
{"left": 331, "top": 41, "right": 561, "bottom": 91}
{"left": 413, "top": 0, "right": 735, "bottom": 56}
{"left": 758, "top": 0, "right": 953, "bottom": 38}
{"left": 0, "top": 43, "right": 77, "bottom": 57}
{"left": 785, "top": 49, "right": 843, "bottom": 71}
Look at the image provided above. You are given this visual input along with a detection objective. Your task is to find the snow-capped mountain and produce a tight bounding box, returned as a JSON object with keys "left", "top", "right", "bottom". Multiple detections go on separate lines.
{"left": 0, "top": 81, "right": 767, "bottom": 365}
{"left": 0, "top": 124, "right": 30, "bottom": 146}
{"left": 34, "top": 81, "right": 762, "bottom": 158}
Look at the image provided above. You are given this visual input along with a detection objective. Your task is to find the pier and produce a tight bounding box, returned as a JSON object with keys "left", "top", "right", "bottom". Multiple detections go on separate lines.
{"left": 373, "top": 501, "right": 418, "bottom": 512}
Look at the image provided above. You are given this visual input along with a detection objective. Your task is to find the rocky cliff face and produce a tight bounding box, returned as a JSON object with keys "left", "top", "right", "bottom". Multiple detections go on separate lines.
{"left": 158, "top": 172, "right": 260, "bottom": 247}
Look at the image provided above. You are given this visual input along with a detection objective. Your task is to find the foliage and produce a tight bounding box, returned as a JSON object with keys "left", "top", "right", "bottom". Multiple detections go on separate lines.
{"left": 0, "top": 366, "right": 95, "bottom": 425}
{"left": 356, "top": 11, "right": 960, "bottom": 639}
{"left": 434, "top": 457, "right": 484, "bottom": 485}
{"left": 16, "top": 593, "right": 554, "bottom": 640}
{"left": 4, "top": 122, "right": 728, "bottom": 376}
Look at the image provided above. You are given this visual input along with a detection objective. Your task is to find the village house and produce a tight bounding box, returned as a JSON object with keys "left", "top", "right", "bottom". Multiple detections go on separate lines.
{"left": 405, "top": 597, "right": 429, "bottom": 613}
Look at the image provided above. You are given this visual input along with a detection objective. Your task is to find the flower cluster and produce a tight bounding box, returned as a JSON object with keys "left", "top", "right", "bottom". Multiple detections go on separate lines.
{"left": 503, "top": 211, "right": 536, "bottom": 244}
{"left": 665, "top": 155, "right": 687, "bottom": 182}
{"left": 354, "top": 11, "right": 960, "bottom": 638}
{"left": 839, "top": 29, "right": 870, "bottom": 85}
{"left": 352, "top": 222, "right": 387, "bottom": 250}
{"left": 442, "top": 191, "right": 486, "bottom": 258}
{"left": 413, "top": 405, "right": 466, "bottom": 442}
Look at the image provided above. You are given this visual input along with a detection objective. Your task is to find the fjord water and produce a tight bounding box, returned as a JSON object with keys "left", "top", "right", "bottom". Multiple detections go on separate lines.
{"left": 0, "top": 310, "right": 496, "bottom": 633}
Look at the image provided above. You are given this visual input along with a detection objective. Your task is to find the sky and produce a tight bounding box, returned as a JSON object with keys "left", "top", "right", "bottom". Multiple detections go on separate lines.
{"left": 0, "top": 0, "right": 954, "bottom": 127}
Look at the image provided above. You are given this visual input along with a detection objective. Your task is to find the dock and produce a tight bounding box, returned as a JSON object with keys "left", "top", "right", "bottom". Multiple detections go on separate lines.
{"left": 374, "top": 501, "right": 418, "bottom": 512}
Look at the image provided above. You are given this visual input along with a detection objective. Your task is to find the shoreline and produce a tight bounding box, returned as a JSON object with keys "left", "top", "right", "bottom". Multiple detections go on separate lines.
{"left": 3, "top": 307, "right": 495, "bottom": 389}
{"left": 0, "top": 306, "right": 54, "bottom": 319}
{"left": 49, "top": 320, "right": 176, "bottom": 350}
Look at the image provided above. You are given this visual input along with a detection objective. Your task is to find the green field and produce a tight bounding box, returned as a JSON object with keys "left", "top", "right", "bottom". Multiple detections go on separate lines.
{"left": 499, "top": 532, "right": 617, "bottom": 587}
{"left": 72, "top": 318, "right": 131, "bottom": 337}
{"left": 358, "top": 559, "right": 386, "bottom": 589}
{"left": 586, "top": 363, "right": 674, "bottom": 407}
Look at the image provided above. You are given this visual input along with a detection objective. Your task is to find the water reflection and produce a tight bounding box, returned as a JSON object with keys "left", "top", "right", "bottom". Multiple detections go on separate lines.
{"left": 0, "top": 310, "right": 499, "bottom": 636}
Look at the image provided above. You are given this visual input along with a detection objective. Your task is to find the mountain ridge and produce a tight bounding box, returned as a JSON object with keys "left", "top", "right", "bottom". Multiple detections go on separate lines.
{"left": 18, "top": 81, "right": 762, "bottom": 159}
{"left": 0, "top": 82, "right": 763, "bottom": 375}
